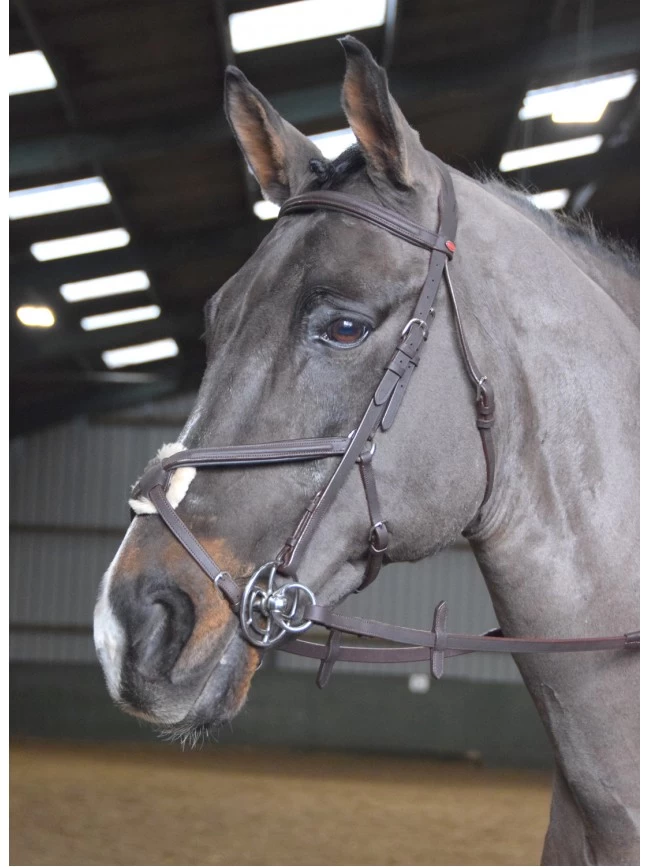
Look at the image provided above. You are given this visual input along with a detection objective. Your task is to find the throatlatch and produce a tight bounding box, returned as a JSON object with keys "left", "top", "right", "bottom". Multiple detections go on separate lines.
{"left": 131, "top": 161, "right": 639, "bottom": 687}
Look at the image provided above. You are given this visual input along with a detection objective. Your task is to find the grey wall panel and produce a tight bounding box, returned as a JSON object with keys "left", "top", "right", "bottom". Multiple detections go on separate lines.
{"left": 10, "top": 530, "right": 121, "bottom": 624}
{"left": 10, "top": 412, "right": 185, "bottom": 663}
{"left": 11, "top": 418, "right": 183, "bottom": 528}
{"left": 10, "top": 631, "right": 97, "bottom": 663}
{"left": 10, "top": 528, "right": 122, "bottom": 663}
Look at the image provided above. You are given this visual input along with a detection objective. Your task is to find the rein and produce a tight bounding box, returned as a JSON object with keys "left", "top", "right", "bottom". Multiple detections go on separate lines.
{"left": 131, "top": 161, "right": 639, "bottom": 686}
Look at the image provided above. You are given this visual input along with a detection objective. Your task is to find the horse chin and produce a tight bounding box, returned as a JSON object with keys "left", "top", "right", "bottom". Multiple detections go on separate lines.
{"left": 122, "top": 631, "right": 260, "bottom": 744}
{"left": 184, "top": 632, "right": 260, "bottom": 729}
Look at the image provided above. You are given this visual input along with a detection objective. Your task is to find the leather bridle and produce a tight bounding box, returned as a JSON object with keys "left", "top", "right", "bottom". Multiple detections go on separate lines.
{"left": 131, "top": 160, "right": 639, "bottom": 686}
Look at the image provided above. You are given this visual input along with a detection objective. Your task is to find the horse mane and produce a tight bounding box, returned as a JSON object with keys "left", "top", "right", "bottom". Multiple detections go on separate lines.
{"left": 481, "top": 174, "right": 639, "bottom": 311}
{"left": 308, "top": 145, "right": 366, "bottom": 190}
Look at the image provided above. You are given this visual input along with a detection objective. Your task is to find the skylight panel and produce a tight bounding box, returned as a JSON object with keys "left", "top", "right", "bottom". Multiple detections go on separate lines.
{"left": 309, "top": 128, "right": 357, "bottom": 160}
{"left": 9, "top": 50, "right": 57, "bottom": 96}
{"left": 499, "top": 135, "right": 603, "bottom": 172}
{"left": 519, "top": 70, "right": 637, "bottom": 124}
{"left": 16, "top": 305, "right": 56, "bottom": 328}
{"left": 9, "top": 177, "right": 112, "bottom": 220}
{"left": 229, "top": 0, "right": 387, "bottom": 53}
{"left": 31, "top": 228, "right": 130, "bottom": 261}
{"left": 60, "top": 271, "right": 150, "bottom": 302}
{"left": 526, "top": 188, "right": 571, "bottom": 211}
{"left": 102, "top": 338, "right": 179, "bottom": 369}
{"left": 80, "top": 305, "right": 161, "bottom": 331}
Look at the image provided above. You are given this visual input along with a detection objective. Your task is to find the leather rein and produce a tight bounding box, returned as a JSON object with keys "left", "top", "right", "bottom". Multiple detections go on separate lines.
{"left": 131, "top": 162, "right": 639, "bottom": 687}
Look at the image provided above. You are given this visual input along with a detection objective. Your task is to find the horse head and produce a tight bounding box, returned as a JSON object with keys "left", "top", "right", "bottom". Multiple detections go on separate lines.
{"left": 93, "top": 37, "right": 490, "bottom": 737}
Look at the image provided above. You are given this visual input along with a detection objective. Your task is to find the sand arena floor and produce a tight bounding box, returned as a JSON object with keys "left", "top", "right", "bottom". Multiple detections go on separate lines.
{"left": 11, "top": 740, "right": 551, "bottom": 866}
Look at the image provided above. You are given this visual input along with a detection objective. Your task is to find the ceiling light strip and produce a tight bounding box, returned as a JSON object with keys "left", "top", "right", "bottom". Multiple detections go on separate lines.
{"left": 519, "top": 70, "right": 638, "bottom": 123}
{"left": 81, "top": 305, "right": 161, "bottom": 332}
{"left": 31, "top": 228, "right": 130, "bottom": 261}
{"left": 9, "top": 177, "right": 112, "bottom": 220}
{"left": 60, "top": 271, "right": 150, "bottom": 303}
{"left": 9, "top": 50, "right": 57, "bottom": 96}
{"left": 102, "top": 338, "right": 179, "bottom": 369}
{"left": 229, "top": 0, "right": 387, "bottom": 53}
{"left": 499, "top": 135, "right": 603, "bottom": 172}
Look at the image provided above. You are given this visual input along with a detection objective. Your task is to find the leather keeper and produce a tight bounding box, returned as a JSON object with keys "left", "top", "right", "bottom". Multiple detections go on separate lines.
{"left": 316, "top": 629, "right": 343, "bottom": 688}
{"left": 387, "top": 347, "right": 419, "bottom": 377}
{"left": 430, "top": 601, "right": 448, "bottom": 680}
{"left": 476, "top": 414, "right": 495, "bottom": 430}
{"left": 374, "top": 369, "right": 400, "bottom": 407}
{"left": 434, "top": 238, "right": 455, "bottom": 257}
{"left": 133, "top": 461, "right": 170, "bottom": 499}
{"left": 381, "top": 363, "right": 416, "bottom": 431}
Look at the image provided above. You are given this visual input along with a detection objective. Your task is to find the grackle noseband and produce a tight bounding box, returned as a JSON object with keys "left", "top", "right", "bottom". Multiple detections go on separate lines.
{"left": 131, "top": 161, "right": 639, "bottom": 687}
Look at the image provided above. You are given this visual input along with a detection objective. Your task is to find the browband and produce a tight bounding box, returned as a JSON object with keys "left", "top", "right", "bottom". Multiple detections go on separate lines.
{"left": 280, "top": 191, "right": 450, "bottom": 252}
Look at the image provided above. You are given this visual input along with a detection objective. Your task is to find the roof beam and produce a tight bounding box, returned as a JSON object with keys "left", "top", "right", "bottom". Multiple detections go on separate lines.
{"left": 10, "top": 221, "right": 269, "bottom": 296}
{"left": 517, "top": 139, "right": 638, "bottom": 193}
{"left": 12, "top": 136, "right": 637, "bottom": 303}
{"left": 11, "top": 311, "right": 201, "bottom": 367}
{"left": 10, "top": 20, "right": 639, "bottom": 183}
{"left": 9, "top": 205, "right": 117, "bottom": 252}
{"left": 11, "top": 370, "right": 171, "bottom": 385}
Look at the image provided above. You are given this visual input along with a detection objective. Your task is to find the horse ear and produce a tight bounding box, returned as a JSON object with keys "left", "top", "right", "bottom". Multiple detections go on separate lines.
{"left": 340, "top": 36, "right": 423, "bottom": 190}
{"left": 224, "top": 66, "right": 323, "bottom": 205}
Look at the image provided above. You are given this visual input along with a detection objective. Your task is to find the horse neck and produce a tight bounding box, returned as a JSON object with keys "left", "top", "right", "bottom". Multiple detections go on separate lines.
{"left": 450, "top": 174, "right": 639, "bottom": 629}
{"left": 448, "top": 174, "right": 639, "bottom": 850}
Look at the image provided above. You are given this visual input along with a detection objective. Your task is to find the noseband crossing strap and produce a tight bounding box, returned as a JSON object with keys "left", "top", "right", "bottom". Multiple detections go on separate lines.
{"left": 131, "top": 162, "right": 639, "bottom": 685}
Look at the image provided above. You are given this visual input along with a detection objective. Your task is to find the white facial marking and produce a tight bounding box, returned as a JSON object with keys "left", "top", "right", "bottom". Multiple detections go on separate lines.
{"left": 93, "top": 575, "right": 125, "bottom": 701}
{"left": 93, "top": 523, "right": 139, "bottom": 700}
{"left": 128, "top": 442, "right": 196, "bottom": 515}
{"left": 93, "top": 520, "right": 200, "bottom": 726}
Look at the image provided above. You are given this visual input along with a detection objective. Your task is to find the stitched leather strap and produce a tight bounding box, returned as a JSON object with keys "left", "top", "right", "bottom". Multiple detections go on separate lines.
{"left": 135, "top": 438, "right": 351, "bottom": 607}
{"left": 356, "top": 448, "right": 388, "bottom": 593}
{"left": 160, "top": 438, "right": 351, "bottom": 472}
{"left": 279, "top": 618, "right": 639, "bottom": 666}
{"left": 274, "top": 190, "right": 455, "bottom": 577}
{"left": 279, "top": 191, "right": 448, "bottom": 252}
{"left": 301, "top": 606, "right": 638, "bottom": 654}
{"left": 444, "top": 263, "right": 496, "bottom": 518}
{"left": 148, "top": 485, "right": 242, "bottom": 608}
{"left": 144, "top": 484, "right": 639, "bottom": 677}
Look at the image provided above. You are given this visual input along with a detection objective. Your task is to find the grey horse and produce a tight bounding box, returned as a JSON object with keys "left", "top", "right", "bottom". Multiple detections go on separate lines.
{"left": 94, "top": 38, "right": 639, "bottom": 865}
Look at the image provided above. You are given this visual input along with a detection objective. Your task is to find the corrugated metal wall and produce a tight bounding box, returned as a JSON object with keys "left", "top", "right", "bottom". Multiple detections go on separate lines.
{"left": 10, "top": 395, "right": 520, "bottom": 683}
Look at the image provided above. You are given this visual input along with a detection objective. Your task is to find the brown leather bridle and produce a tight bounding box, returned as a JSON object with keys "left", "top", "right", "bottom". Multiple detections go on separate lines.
{"left": 131, "top": 160, "right": 639, "bottom": 687}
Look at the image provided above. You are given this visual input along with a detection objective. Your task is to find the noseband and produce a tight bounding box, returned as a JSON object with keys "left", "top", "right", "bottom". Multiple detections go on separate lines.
{"left": 131, "top": 161, "right": 639, "bottom": 685}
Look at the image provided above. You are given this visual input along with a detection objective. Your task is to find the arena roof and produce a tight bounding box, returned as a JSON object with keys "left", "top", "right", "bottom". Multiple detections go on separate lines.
{"left": 10, "top": 0, "right": 640, "bottom": 434}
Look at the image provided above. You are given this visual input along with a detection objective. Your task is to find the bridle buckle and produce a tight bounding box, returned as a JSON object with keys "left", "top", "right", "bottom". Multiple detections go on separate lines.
{"left": 401, "top": 318, "right": 429, "bottom": 342}
{"left": 369, "top": 521, "right": 389, "bottom": 554}
{"left": 213, "top": 569, "right": 232, "bottom": 588}
{"left": 476, "top": 375, "right": 488, "bottom": 403}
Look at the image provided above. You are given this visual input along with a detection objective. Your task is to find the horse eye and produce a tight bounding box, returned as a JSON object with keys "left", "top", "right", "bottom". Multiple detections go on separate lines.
{"left": 322, "top": 317, "right": 370, "bottom": 347}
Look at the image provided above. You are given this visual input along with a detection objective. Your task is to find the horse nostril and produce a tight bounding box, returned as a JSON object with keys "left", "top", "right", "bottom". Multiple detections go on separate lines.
{"left": 132, "top": 586, "right": 195, "bottom": 677}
